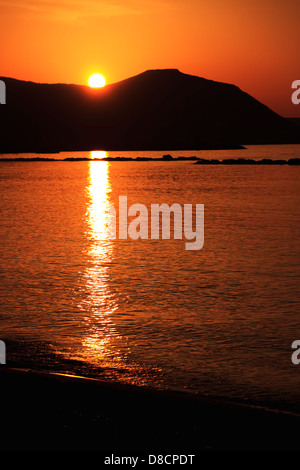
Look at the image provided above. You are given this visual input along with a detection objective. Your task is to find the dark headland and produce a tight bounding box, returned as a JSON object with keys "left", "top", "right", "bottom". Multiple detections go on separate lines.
{"left": 0, "top": 69, "right": 299, "bottom": 153}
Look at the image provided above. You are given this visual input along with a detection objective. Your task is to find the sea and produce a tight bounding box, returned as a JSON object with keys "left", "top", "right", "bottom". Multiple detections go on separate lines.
{"left": 0, "top": 144, "right": 299, "bottom": 413}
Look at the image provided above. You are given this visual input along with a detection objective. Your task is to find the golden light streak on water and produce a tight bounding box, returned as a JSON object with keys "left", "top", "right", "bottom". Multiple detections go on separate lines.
{"left": 79, "top": 158, "right": 121, "bottom": 367}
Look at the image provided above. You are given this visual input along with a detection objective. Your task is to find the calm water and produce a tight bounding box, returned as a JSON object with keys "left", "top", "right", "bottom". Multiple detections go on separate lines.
{"left": 1, "top": 145, "right": 300, "bottom": 412}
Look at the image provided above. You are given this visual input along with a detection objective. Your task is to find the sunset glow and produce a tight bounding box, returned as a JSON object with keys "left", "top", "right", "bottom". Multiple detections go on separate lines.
{"left": 1, "top": 0, "right": 299, "bottom": 116}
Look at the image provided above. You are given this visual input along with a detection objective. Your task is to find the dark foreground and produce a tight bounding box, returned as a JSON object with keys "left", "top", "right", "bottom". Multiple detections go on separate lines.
{"left": 0, "top": 368, "right": 299, "bottom": 450}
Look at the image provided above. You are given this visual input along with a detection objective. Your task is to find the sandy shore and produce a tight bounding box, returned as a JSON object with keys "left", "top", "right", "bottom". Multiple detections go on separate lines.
{"left": 0, "top": 367, "right": 299, "bottom": 450}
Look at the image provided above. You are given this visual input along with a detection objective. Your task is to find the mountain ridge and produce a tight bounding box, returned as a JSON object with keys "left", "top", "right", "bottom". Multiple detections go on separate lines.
{"left": 0, "top": 69, "right": 299, "bottom": 153}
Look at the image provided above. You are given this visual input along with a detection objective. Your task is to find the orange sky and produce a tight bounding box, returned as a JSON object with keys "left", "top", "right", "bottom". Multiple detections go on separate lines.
{"left": 1, "top": 0, "right": 299, "bottom": 116}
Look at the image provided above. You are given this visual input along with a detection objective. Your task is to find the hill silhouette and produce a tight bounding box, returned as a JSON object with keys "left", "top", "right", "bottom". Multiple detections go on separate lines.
{"left": 0, "top": 69, "right": 299, "bottom": 153}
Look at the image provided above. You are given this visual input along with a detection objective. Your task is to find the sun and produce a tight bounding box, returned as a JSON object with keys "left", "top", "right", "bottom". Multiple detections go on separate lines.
{"left": 88, "top": 74, "right": 106, "bottom": 88}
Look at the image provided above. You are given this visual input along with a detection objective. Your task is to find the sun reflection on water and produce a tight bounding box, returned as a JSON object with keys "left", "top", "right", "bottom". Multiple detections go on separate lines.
{"left": 79, "top": 158, "right": 122, "bottom": 367}
{"left": 89, "top": 150, "right": 108, "bottom": 160}
{"left": 69, "top": 157, "right": 161, "bottom": 386}
{"left": 86, "top": 157, "right": 111, "bottom": 240}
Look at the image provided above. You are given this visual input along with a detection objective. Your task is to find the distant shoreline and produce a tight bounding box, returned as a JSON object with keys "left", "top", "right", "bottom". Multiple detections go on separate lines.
{"left": 0, "top": 144, "right": 246, "bottom": 154}
{"left": 0, "top": 154, "right": 299, "bottom": 165}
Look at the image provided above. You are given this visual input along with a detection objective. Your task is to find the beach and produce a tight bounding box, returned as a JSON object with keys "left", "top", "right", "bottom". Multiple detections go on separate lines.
{"left": 1, "top": 367, "right": 299, "bottom": 450}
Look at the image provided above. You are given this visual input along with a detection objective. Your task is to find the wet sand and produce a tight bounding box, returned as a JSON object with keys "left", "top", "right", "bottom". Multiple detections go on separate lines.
{"left": 0, "top": 367, "right": 299, "bottom": 450}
